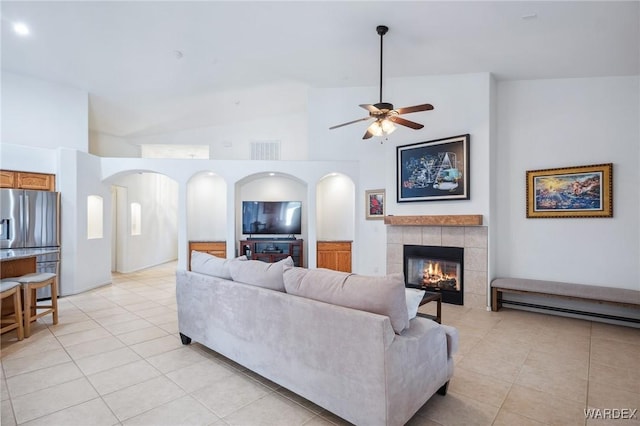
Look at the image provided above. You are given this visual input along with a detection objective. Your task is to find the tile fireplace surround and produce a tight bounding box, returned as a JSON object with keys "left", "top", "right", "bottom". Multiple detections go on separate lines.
{"left": 386, "top": 216, "right": 488, "bottom": 309}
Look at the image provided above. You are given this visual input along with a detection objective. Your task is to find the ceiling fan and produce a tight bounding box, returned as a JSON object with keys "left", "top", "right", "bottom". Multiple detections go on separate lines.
{"left": 330, "top": 25, "right": 434, "bottom": 140}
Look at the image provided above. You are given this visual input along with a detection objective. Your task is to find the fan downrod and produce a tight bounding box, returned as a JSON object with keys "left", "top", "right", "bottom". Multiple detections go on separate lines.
{"left": 376, "top": 25, "right": 388, "bottom": 103}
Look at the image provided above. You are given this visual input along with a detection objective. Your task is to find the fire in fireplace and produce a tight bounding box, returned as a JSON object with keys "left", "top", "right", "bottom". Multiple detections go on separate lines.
{"left": 403, "top": 245, "right": 464, "bottom": 305}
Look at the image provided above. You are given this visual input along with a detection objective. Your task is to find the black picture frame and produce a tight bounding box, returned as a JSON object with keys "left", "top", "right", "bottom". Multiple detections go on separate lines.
{"left": 397, "top": 134, "right": 470, "bottom": 202}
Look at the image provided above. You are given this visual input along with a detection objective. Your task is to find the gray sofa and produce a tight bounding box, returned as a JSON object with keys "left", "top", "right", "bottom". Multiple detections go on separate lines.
{"left": 176, "top": 254, "right": 458, "bottom": 426}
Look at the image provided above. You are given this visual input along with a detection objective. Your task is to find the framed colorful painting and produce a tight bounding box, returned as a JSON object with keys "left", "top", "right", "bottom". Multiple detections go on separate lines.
{"left": 365, "top": 189, "right": 385, "bottom": 220}
{"left": 397, "top": 134, "right": 470, "bottom": 202}
{"left": 526, "top": 163, "right": 613, "bottom": 218}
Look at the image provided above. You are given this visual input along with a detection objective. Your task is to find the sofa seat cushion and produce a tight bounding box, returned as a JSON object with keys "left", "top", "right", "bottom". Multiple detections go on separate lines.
{"left": 190, "top": 251, "right": 246, "bottom": 280}
{"left": 283, "top": 267, "right": 409, "bottom": 334}
{"left": 229, "top": 256, "right": 294, "bottom": 292}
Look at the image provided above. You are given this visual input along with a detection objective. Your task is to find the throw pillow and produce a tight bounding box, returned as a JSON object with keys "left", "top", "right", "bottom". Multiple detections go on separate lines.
{"left": 405, "top": 288, "right": 426, "bottom": 321}
{"left": 283, "top": 266, "right": 409, "bottom": 334}
{"left": 190, "top": 251, "right": 246, "bottom": 280}
{"left": 228, "top": 256, "right": 294, "bottom": 292}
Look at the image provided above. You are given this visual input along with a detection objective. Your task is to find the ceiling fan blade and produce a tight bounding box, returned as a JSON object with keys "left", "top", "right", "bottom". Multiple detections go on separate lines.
{"left": 389, "top": 116, "right": 424, "bottom": 130}
{"left": 329, "top": 116, "right": 372, "bottom": 130}
{"left": 359, "top": 104, "right": 382, "bottom": 114}
{"left": 394, "top": 104, "right": 434, "bottom": 115}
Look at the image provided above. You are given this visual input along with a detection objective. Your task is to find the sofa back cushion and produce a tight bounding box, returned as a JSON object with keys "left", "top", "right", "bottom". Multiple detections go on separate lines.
{"left": 283, "top": 267, "right": 409, "bottom": 334}
{"left": 190, "top": 251, "right": 246, "bottom": 280}
{"left": 228, "top": 256, "right": 294, "bottom": 292}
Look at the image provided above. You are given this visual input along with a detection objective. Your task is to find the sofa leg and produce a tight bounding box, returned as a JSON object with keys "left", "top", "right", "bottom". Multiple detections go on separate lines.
{"left": 179, "top": 332, "right": 192, "bottom": 345}
{"left": 437, "top": 381, "right": 449, "bottom": 396}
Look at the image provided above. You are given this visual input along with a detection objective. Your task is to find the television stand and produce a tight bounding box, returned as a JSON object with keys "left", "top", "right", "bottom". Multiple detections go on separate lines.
{"left": 240, "top": 239, "right": 303, "bottom": 267}
{"left": 247, "top": 235, "right": 297, "bottom": 241}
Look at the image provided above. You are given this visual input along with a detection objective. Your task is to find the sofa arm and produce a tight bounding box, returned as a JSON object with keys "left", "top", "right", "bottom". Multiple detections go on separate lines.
{"left": 440, "top": 324, "right": 459, "bottom": 357}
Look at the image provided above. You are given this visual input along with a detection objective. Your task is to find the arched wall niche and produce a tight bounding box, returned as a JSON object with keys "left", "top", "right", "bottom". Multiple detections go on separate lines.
{"left": 316, "top": 172, "right": 355, "bottom": 241}
{"left": 235, "top": 171, "right": 308, "bottom": 262}
{"left": 187, "top": 171, "right": 228, "bottom": 241}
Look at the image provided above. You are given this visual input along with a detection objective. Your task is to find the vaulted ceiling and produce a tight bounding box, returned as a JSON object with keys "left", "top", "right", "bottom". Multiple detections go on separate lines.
{"left": 2, "top": 1, "right": 638, "bottom": 139}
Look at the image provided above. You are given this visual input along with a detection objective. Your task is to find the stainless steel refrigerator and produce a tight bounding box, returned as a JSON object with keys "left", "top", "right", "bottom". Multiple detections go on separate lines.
{"left": 1, "top": 189, "right": 61, "bottom": 296}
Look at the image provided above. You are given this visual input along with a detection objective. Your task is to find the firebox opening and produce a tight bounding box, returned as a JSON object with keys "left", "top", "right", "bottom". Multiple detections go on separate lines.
{"left": 403, "top": 245, "right": 464, "bottom": 305}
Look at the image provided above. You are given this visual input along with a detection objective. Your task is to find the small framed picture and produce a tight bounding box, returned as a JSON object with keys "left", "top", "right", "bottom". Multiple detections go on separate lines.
{"left": 526, "top": 163, "right": 613, "bottom": 218}
{"left": 365, "top": 189, "right": 385, "bottom": 220}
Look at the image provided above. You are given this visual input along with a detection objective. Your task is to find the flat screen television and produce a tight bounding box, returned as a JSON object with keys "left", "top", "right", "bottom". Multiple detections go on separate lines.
{"left": 242, "top": 201, "right": 302, "bottom": 236}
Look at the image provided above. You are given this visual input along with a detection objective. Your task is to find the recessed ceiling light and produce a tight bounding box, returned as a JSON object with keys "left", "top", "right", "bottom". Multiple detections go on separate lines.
{"left": 13, "top": 22, "right": 30, "bottom": 36}
{"left": 268, "top": 173, "right": 275, "bottom": 176}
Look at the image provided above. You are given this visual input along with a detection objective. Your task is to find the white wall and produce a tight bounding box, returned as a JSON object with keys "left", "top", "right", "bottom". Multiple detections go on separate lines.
{"left": 111, "top": 112, "right": 309, "bottom": 161}
{"left": 72, "top": 150, "right": 112, "bottom": 291}
{"left": 0, "top": 144, "right": 57, "bottom": 175}
{"left": 316, "top": 173, "right": 355, "bottom": 241}
{"left": 2, "top": 72, "right": 88, "bottom": 152}
{"left": 187, "top": 172, "right": 228, "bottom": 241}
{"left": 495, "top": 76, "right": 640, "bottom": 289}
{"left": 89, "top": 130, "right": 140, "bottom": 158}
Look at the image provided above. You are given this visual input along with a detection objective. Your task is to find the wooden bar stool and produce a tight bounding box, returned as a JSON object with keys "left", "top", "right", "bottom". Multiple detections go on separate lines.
{"left": 17, "top": 272, "right": 58, "bottom": 338}
{"left": 1, "top": 280, "right": 25, "bottom": 341}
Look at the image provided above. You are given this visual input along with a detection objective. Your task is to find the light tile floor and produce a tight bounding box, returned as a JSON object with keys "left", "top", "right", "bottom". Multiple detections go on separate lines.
{"left": 2, "top": 262, "right": 639, "bottom": 425}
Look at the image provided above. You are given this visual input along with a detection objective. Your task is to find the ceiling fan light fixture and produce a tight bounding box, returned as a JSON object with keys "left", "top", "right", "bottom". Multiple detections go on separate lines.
{"left": 370, "top": 119, "right": 396, "bottom": 137}
{"left": 329, "top": 24, "right": 433, "bottom": 139}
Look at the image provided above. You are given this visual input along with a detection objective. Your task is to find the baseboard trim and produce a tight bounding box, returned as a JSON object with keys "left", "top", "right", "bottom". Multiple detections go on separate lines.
{"left": 502, "top": 300, "right": 640, "bottom": 324}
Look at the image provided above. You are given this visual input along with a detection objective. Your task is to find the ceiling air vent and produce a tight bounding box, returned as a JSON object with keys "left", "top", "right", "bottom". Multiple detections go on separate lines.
{"left": 251, "top": 140, "right": 281, "bottom": 160}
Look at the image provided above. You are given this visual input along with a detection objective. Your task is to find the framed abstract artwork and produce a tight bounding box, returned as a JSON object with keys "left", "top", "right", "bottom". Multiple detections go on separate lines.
{"left": 397, "top": 134, "right": 470, "bottom": 202}
{"left": 526, "top": 163, "right": 613, "bottom": 218}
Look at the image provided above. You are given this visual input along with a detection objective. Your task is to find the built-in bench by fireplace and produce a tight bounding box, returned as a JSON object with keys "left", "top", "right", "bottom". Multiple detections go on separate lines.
{"left": 403, "top": 245, "right": 464, "bottom": 305}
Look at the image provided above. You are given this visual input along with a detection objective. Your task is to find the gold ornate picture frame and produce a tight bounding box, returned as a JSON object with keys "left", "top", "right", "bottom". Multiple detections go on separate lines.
{"left": 526, "top": 163, "right": 613, "bottom": 218}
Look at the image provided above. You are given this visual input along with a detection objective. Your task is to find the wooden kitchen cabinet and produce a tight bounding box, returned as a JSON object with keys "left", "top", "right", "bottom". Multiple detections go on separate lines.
{"left": 0, "top": 170, "right": 15, "bottom": 188}
{"left": 317, "top": 241, "right": 352, "bottom": 272}
{"left": 17, "top": 172, "right": 55, "bottom": 190}
{"left": 188, "top": 241, "right": 227, "bottom": 270}
{"left": 0, "top": 170, "right": 55, "bottom": 191}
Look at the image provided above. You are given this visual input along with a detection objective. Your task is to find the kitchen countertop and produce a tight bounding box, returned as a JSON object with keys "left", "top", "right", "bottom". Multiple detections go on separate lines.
{"left": 0, "top": 248, "right": 60, "bottom": 260}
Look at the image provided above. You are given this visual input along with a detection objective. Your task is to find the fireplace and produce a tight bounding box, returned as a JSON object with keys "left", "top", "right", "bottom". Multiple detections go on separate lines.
{"left": 403, "top": 245, "right": 464, "bottom": 305}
